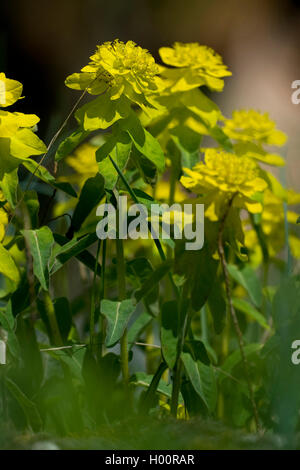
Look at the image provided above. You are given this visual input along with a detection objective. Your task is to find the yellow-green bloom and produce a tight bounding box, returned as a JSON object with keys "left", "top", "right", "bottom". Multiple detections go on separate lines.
{"left": 223, "top": 110, "right": 286, "bottom": 146}
{"left": 0, "top": 73, "right": 23, "bottom": 107}
{"left": 65, "top": 40, "right": 162, "bottom": 106}
{"left": 159, "top": 42, "right": 232, "bottom": 92}
{"left": 181, "top": 149, "right": 267, "bottom": 220}
{"left": 0, "top": 75, "right": 46, "bottom": 179}
{"left": 222, "top": 110, "right": 287, "bottom": 167}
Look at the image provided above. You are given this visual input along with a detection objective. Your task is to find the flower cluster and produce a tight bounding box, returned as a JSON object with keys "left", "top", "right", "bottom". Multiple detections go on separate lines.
{"left": 159, "top": 42, "right": 232, "bottom": 92}
{"left": 223, "top": 109, "right": 286, "bottom": 145}
{"left": 181, "top": 148, "right": 267, "bottom": 220}
{"left": 65, "top": 40, "right": 162, "bottom": 106}
{"left": 0, "top": 73, "right": 46, "bottom": 180}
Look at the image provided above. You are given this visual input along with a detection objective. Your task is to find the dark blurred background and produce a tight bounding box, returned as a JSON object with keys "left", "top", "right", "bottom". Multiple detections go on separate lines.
{"left": 1, "top": 0, "right": 300, "bottom": 188}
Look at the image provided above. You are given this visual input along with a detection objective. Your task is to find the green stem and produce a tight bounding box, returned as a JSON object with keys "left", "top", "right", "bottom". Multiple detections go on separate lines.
{"left": 99, "top": 239, "right": 107, "bottom": 358}
{"left": 116, "top": 233, "right": 129, "bottom": 385}
{"left": 109, "top": 155, "right": 179, "bottom": 300}
{"left": 171, "top": 282, "right": 190, "bottom": 417}
{"left": 218, "top": 196, "right": 260, "bottom": 432}
{"left": 90, "top": 239, "right": 101, "bottom": 356}
{"left": 43, "top": 291, "right": 63, "bottom": 346}
{"left": 170, "top": 359, "right": 183, "bottom": 417}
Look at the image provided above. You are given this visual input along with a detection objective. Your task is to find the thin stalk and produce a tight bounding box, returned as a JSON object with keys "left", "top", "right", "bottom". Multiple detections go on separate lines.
{"left": 116, "top": 233, "right": 129, "bottom": 385}
{"left": 109, "top": 155, "right": 179, "bottom": 300}
{"left": 170, "top": 360, "right": 183, "bottom": 417}
{"left": 43, "top": 291, "right": 63, "bottom": 346}
{"left": 218, "top": 195, "right": 260, "bottom": 431}
{"left": 170, "top": 282, "right": 190, "bottom": 417}
{"left": 99, "top": 239, "right": 107, "bottom": 358}
{"left": 90, "top": 239, "right": 101, "bottom": 356}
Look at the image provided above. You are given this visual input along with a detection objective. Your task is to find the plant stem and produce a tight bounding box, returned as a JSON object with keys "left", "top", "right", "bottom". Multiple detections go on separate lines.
{"left": 109, "top": 155, "right": 179, "bottom": 300}
{"left": 171, "top": 282, "right": 190, "bottom": 417}
{"left": 170, "top": 359, "right": 183, "bottom": 417}
{"left": 218, "top": 195, "right": 260, "bottom": 432}
{"left": 43, "top": 291, "right": 63, "bottom": 346}
{"left": 90, "top": 239, "right": 101, "bottom": 356}
{"left": 116, "top": 231, "right": 129, "bottom": 385}
{"left": 99, "top": 239, "right": 107, "bottom": 358}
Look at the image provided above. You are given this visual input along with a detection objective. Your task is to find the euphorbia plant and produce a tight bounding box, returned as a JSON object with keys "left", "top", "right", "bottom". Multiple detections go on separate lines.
{"left": 0, "top": 39, "right": 299, "bottom": 437}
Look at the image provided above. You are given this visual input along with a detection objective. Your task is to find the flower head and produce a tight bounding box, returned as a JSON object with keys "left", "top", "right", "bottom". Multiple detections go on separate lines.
{"left": 159, "top": 42, "right": 231, "bottom": 92}
{"left": 181, "top": 149, "right": 267, "bottom": 220}
{"left": 223, "top": 110, "right": 286, "bottom": 146}
{"left": 65, "top": 40, "right": 162, "bottom": 106}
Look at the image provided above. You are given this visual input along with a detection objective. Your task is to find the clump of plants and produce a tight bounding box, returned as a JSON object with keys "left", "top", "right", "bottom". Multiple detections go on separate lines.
{"left": 0, "top": 40, "right": 300, "bottom": 446}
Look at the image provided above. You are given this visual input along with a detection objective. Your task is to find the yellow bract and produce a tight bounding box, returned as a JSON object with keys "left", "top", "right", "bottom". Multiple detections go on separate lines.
{"left": 65, "top": 40, "right": 162, "bottom": 106}
{"left": 181, "top": 149, "right": 267, "bottom": 220}
{"left": 223, "top": 109, "right": 287, "bottom": 146}
{"left": 159, "top": 42, "right": 231, "bottom": 92}
{"left": 0, "top": 73, "right": 23, "bottom": 108}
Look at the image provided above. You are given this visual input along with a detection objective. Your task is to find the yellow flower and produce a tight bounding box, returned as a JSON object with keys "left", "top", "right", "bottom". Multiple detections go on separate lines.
{"left": 0, "top": 109, "right": 46, "bottom": 179}
{"left": 159, "top": 42, "right": 232, "bottom": 92}
{"left": 180, "top": 149, "right": 267, "bottom": 220}
{"left": 65, "top": 143, "right": 98, "bottom": 187}
{"left": 0, "top": 73, "right": 23, "bottom": 107}
{"left": 223, "top": 110, "right": 286, "bottom": 146}
{"left": 65, "top": 40, "right": 162, "bottom": 106}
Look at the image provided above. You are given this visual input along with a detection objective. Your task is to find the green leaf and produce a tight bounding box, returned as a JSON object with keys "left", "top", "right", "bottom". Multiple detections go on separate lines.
{"left": 181, "top": 88, "right": 221, "bottom": 128}
{"left": 55, "top": 127, "right": 90, "bottom": 162}
{"left": 22, "top": 227, "right": 54, "bottom": 290}
{"left": 161, "top": 301, "right": 178, "bottom": 370}
{"left": 232, "top": 297, "right": 269, "bottom": 330}
{"left": 5, "top": 378, "right": 43, "bottom": 432}
{"left": 227, "top": 264, "right": 262, "bottom": 308}
{"left": 138, "top": 362, "right": 168, "bottom": 413}
{"left": 75, "top": 94, "right": 130, "bottom": 131}
{"left": 51, "top": 232, "right": 99, "bottom": 274}
{"left": 24, "top": 190, "right": 40, "bottom": 229}
{"left": 219, "top": 343, "right": 262, "bottom": 384}
{"left": 0, "top": 168, "right": 18, "bottom": 208}
{"left": 0, "top": 243, "right": 20, "bottom": 291}
{"left": 175, "top": 238, "right": 218, "bottom": 311}
{"left": 67, "top": 173, "right": 105, "bottom": 237}
{"left": 131, "top": 371, "right": 178, "bottom": 401}
{"left": 127, "top": 257, "right": 158, "bottom": 304}
{"left": 127, "top": 311, "right": 152, "bottom": 349}
{"left": 121, "top": 113, "right": 165, "bottom": 172}
{"left": 97, "top": 132, "right": 132, "bottom": 190}
{"left": 100, "top": 298, "right": 136, "bottom": 347}
{"left": 181, "top": 352, "right": 217, "bottom": 413}
{"left": 52, "top": 233, "right": 101, "bottom": 276}
{"left": 135, "top": 260, "right": 172, "bottom": 303}
{"left": 22, "top": 159, "right": 77, "bottom": 198}
{"left": 207, "top": 277, "right": 226, "bottom": 334}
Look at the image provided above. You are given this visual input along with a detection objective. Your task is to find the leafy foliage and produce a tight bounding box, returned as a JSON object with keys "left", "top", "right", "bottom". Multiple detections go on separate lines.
{"left": 0, "top": 38, "right": 299, "bottom": 448}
